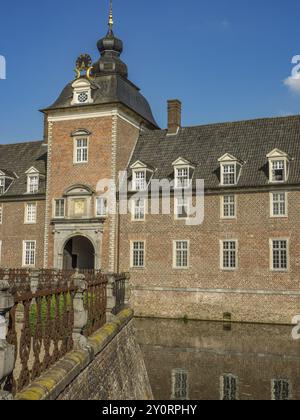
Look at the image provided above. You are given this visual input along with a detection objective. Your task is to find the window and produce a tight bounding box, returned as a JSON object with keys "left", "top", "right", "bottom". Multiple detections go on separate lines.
{"left": 27, "top": 175, "right": 39, "bottom": 194}
{"left": 74, "top": 138, "right": 88, "bottom": 163}
{"left": 175, "top": 167, "right": 189, "bottom": 189}
{"left": 175, "top": 197, "right": 189, "bottom": 219}
{"left": 221, "top": 374, "right": 238, "bottom": 400}
{"left": 132, "top": 198, "right": 145, "bottom": 221}
{"left": 172, "top": 370, "right": 188, "bottom": 400}
{"left": 222, "top": 241, "right": 237, "bottom": 270}
{"left": 23, "top": 241, "right": 36, "bottom": 267}
{"left": 271, "top": 192, "right": 287, "bottom": 217}
{"left": 0, "top": 240, "right": 2, "bottom": 265}
{"left": 271, "top": 160, "right": 285, "bottom": 182}
{"left": 54, "top": 199, "right": 65, "bottom": 218}
{"left": 133, "top": 170, "right": 146, "bottom": 191}
{"left": 272, "top": 379, "right": 290, "bottom": 401}
{"left": 25, "top": 203, "right": 37, "bottom": 224}
{"left": 222, "top": 195, "right": 236, "bottom": 218}
{"left": 174, "top": 241, "right": 189, "bottom": 269}
{"left": 0, "top": 177, "right": 5, "bottom": 195}
{"left": 131, "top": 241, "right": 145, "bottom": 268}
{"left": 96, "top": 197, "right": 107, "bottom": 217}
{"left": 271, "top": 240, "right": 288, "bottom": 271}
{"left": 0, "top": 204, "right": 2, "bottom": 224}
{"left": 222, "top": 164, "right": 236, "bottom": 186}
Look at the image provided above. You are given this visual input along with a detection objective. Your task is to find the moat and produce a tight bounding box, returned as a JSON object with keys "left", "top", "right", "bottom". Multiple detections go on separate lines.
{"left": 135, "top": 318, "right": 300, "bottom": 400}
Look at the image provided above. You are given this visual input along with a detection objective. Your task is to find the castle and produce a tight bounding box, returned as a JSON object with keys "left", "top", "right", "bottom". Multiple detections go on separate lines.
{"left": 1, "top": 4, "right": 300, "bottom": 324}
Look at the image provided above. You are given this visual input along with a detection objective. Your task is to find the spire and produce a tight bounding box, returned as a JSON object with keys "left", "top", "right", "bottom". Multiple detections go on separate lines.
{"left": 108, "top": 0, "right": 114, "bottom": 31}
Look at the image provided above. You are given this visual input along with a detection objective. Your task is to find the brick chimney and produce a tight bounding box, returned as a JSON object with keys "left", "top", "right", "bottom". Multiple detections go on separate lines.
{"left": 167, "top": 99, "right": 181, "bottom": 135}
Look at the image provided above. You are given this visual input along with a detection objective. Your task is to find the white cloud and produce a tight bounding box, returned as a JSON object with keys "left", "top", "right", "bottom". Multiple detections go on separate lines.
{"left": 284, "top": 76, "right": 300, "bottom": 94}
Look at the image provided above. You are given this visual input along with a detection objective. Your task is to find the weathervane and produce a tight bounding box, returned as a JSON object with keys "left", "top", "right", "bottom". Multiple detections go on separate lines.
{"left": 74, "top": 54, "right": 94, "bottom": 80}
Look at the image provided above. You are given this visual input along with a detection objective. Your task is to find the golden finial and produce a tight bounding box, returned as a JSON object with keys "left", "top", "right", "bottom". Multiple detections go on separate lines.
{"left": 108, "top": 0, "right": 114, "bottom": 29}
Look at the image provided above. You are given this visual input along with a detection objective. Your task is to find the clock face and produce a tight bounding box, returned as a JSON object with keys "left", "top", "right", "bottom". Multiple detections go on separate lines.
{"left": 78, "top": 92, "right": 88, "bottom": 103}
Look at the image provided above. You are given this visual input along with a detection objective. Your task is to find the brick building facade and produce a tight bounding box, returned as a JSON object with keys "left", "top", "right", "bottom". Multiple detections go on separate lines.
{"left": 0, "top": 7, "right": 300, "bottom": 324}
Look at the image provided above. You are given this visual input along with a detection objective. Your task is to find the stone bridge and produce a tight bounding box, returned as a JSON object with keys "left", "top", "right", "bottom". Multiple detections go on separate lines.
{"left": 0, "top": 270, "right": 152, "bottom": 400}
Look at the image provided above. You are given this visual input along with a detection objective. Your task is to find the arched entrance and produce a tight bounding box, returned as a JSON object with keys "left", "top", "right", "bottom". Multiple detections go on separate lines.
{"left": 63, "top": 236, "right": 95, "bottom": 270}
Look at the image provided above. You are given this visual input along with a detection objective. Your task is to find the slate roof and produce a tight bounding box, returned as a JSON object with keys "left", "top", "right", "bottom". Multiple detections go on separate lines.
{"left": 0, "top": 141, "right": 47, "bottom": 197}
{"left": 44, "top": 74, "right": 158, "bottom": 129}
{"left": 129, "top": 115, "right": 300, "bottom": 189}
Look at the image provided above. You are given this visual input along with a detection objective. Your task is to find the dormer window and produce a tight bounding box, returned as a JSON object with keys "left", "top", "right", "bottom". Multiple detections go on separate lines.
{"left": 172, "top": 158, "right": 194, "bottom": 189}
{"left": 27, "top": 174, "right": 39, "bottom": 194}
{"left": 0, "top": 177, "right": 4, "bottom": 195}
{"left": 71, "top": 78, "right": 93, "bottom": 106}
{"left": 218, "top": 154, "right": 243, "bottom": 187}
{"left": 267, "top": 149, "right": 291, "bottom": 184}
{"left": 130, "top": 161, "right": 153, "bottom": 192}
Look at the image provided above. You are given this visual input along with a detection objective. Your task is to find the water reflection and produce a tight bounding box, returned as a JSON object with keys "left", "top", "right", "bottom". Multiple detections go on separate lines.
{"left": 134, "top": 318, "right": 300, "bottom": 400}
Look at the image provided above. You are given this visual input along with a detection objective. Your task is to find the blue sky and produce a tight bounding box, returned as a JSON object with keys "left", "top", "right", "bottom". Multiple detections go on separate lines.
{"left": 0, "top": 0, "right": 300, "bottom": 143}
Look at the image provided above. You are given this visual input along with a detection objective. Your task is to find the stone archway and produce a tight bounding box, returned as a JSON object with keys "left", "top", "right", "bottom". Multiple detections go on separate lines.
{"left": 63, "top": 236, "right": 95, "bottom": 270}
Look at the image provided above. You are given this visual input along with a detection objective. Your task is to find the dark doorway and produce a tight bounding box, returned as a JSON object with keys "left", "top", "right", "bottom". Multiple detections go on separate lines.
{"left": 63, "top": 236, "right": 95, "bottom": 270}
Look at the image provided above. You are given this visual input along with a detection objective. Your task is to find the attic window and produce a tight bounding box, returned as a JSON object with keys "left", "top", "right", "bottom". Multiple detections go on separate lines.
{"left": 130, "top": 161, "right": 154, "bottom": 191}
{"left": 0, "top": 177, "right": 5, "bottom": 195}
{"left": 267, "top": 149, "right": 291, "bottom": 184}
{"left": 172, "top": 158, "right": 194, "bottom": 189}
{"left": 27, "top": 174, "right": 39, "bottom": 194}
{"left": 218, "top": 154, "right": 242, "bottom": 187}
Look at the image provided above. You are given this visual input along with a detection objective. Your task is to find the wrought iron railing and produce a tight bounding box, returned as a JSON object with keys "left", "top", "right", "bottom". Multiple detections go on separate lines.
{"left": 112, "top": 274, "right": 126, "bottom": 315}
{"left": 3, "top": 269, "right": 76, "bottom": 395}
{"left": 83, "top": 270, "right": 107, "bottom": 337}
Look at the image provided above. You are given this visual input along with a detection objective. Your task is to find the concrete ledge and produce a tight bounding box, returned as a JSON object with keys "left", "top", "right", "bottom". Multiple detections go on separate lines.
{"left": 15, "top": 309, "right": 134, "bottom": 400}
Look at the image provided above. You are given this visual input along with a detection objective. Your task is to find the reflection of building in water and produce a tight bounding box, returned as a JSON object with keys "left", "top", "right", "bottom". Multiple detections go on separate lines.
{"left": 135, "top": 318, "right": 300, "bottom": 400}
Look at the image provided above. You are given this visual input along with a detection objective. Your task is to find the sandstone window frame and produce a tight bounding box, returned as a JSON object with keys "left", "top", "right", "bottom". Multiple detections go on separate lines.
{"left": 24, "top": 202, "right": 37, "bottom": 224}
{"left": 270, "top": 238, "right": 289, "bottom": 272}
{"left": 270, "top": 191, "right": 288, "bottom": 218}
{"left": 73, "top": 137, "right": 89, "bottom": 164}
{"left": 173, "top": 240, "right": 190, "bottom": 269}
{"left": 130, "top": 241, "right": 145, "bottom": 268}
{"left": 174, "top": 196, "right": 191, "bottom": 220}
{"left": 95, "top": 196, "right": 108, "bottom": 218}
{"left": 220, "top": 240, "right": 238, "bottom": 271}
{"left": 221, "top": 194, "right": 236, "bottom": 219}
{"left": 53, "top": 198, "right": 65, "bottom": 219}
{"left": 22, "top": 240, "right": 36, "bottom": 267}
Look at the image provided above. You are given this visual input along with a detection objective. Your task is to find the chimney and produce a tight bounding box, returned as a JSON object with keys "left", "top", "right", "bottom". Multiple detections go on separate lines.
{"left": 167, "top": 99, "right": 181, "bottom": 135}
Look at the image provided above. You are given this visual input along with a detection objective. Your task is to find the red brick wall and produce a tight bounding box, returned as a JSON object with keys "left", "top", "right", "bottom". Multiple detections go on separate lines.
{"left": 0, "top": 199, "right": 45, "bottom": 268}
{"left": 119, "top": 190, "right": 300, "bottom": 324}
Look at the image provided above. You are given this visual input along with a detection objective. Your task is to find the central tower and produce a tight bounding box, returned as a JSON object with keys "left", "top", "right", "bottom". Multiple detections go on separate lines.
{"left": 42, "top": 2, "right": 157, "bottom": 271}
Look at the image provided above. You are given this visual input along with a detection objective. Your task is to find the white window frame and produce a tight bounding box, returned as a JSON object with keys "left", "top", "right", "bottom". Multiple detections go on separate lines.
{"left": 132, "top": 198, "right": 146, "bottom": 221}
{"left": 270, "top": 238, "right": 289, "bottom": 272}
{"left": 269, "top": 159, "right": 287, "bottom": 184}
{"left": 0, "top": 204, "right": 3, "bottom": 224}
{"left": 173, "top": 240, "right": 190, "bottom": 269}
{"left": 53, "top": 199, "right": 65, "bottom": 219}
{"left": 22, "top": 240, "right": 36, "bottom": 267}
{"left": 221, "top": 194, "right": 236, "bottom": 219}
{"left": 24, "top": 202, "right": 37, "bottom": 224}
{"left": 221, "top": 163, "right": 237, "bottom": 186}
{"left": 270, "top": 192, "right": 288, "bottom": 218}
{"left": 221, "top": 240, "right": 238, "bottom": 271}
{"left": 0, "top": 177, "right": 5, "bottom": 195}
{"left": 27, "top": 174, "right": 39, "bottom": 194}
{"left": 132, "top": 169, "right": 147, "bottom": 191}
{"left": 131, "top": 241, "right": 145, "bottom": 268}
{"left": 96, "top": 196, "right": 108, "bottom": 218}
{"left": 174, "top": 196, "right": 190, "bottom": 220}
{"left": 73, "top": 137, "right": 89, "bottom": 164}
{"left": 175, "top": 167, "right": 190, "bottom": 189}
